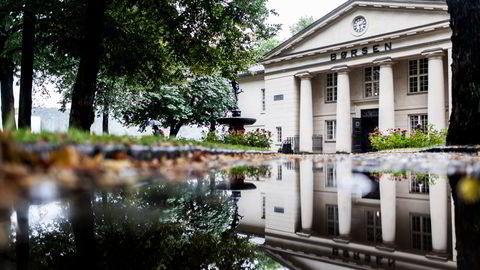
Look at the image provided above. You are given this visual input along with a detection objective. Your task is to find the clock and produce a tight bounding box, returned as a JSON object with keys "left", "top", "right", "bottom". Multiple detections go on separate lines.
{"left": 352, "top": 16, "right": 367, "bottom": 36}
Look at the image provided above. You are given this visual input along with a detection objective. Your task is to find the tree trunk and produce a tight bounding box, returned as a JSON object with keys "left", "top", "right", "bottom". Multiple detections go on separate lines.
{"left": 102, "top": 103, "right": 109, "bottom": 134}
{"left": 70, "top": 191, "right": 97, "bottom": 270}
{"left": 15, "top": 201, "right": 29, "bottom": 270}
{"left": 18, "top": 0, "right": 36, "bottom": 130}
{"left": 209, "top": 121, "right": 216, "bottom": 132}
{"left": 448, "top": 174, "right": 480, "bottom": 269}
{"left": 68, "top": 0, "right": 106, "bottom": 131}
{"left": 0, "top": 59, "right": 16, "bottom": 131}
{"left": 169, "top": 122, "right": 182, "bottom": 137}
{"left": 446, "top": 0, "right": 480, "bottom": 145}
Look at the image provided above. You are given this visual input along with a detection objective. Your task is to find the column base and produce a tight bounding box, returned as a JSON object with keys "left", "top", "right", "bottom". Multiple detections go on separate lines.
{"left": 426, "top": 251, "right": 449, "bottom": 262}
{"left": 296, "top": 230, "right": 313, "bottom": 238}
{"left": 333, "top": 237, "right": 350, "bottom": 244}
{"left": 375, "top": 244, "right": 395, "bottom": 253}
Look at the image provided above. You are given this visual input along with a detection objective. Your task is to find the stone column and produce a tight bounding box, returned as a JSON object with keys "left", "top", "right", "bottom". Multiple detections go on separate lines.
{"left": 380, "top": 174, "right": 396, "bottom": 246}
{"left": 337, "top": 159, "right": 352, "bottom": 239}
{"left": 300, "top": 159, "right": 314, "bottom": 233}
{"left": 429, "top": 174, "right": 448, "bottom": 254}
{"left": 423, "top": 50, "right": 446, "bottom": 130}
{"left": 333, "top": 66, "right": 351, "bottom": 153}
{"left": 374, "top": 57, "right": 395, "bottom": 132}
{"left": 297, "top": 72, "right": 314, "bottom": 152}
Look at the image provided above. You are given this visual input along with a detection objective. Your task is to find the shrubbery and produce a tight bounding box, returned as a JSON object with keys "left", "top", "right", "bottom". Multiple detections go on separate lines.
{"left": 369, "top": 125, "right": 446, "bottom": 151}
{"left": 204, "top": 129, "right": 272, "bottom": 148}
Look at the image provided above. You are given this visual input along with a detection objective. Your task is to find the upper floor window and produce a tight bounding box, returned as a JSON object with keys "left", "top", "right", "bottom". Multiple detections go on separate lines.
{"left": 326, "top": 120, "right": 336, "bottom": 141}
{"left": 409, "top": 58, "right": 429, "bottom": 93}
{"left": 410, "top": 173, "right": 430, "bottom": 194}
{"left": 276, "top": 126, "right": 282, "bottom": 143}
{"left": 276, "top": 165, "right": 282, "bottom": 181}
{"left": 326, "top": 164, "right": 337, "bottom": 188}
{"left": 261, "top": 88, "right": 266, "bottom": 111}
{"left": 261, "top": 194, "right": 266, "bottom": 219}
{"left": 326, "top": 73, "right": 338, "bottom": 102}
{"left": 365, "top": 66, "right": 380, "bottom": 98}
{"left": 410, "top": 114, "right": 428, "bottom": 132}
{"left": 366, "top": 210, "right": 382, "bottom": 244}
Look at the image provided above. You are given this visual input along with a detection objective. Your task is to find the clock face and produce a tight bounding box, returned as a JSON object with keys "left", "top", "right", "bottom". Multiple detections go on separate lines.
{"left": 352, "top": 16, "right": 367, "bottom": 34}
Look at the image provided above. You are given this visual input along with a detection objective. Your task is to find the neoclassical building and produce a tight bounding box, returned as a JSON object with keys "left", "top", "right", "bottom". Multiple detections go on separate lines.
{"left": 238, "top": 0, "right": 451, "bottom": 153}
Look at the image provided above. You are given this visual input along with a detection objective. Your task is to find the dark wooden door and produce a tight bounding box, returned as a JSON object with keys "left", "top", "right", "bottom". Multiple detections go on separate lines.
{"left": 352, "top": 118, "right": 362, "bottom": 153}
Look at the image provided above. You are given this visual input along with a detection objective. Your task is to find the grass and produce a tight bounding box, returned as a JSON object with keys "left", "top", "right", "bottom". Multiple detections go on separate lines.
{"left": 5, "top": 129, "right": 270, "bottom": 151}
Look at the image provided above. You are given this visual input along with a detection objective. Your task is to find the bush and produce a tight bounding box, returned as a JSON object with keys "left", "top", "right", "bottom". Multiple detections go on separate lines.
{"left": 204, "top": 129, "right": 272, "bottom": 148}
{"left": 369, "top": 125, "right": 446, "bottom": 151}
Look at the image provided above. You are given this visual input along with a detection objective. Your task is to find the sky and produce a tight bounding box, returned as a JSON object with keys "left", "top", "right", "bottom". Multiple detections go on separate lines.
{"left": 267, "top": 0, "right": 348, "bottom": 40}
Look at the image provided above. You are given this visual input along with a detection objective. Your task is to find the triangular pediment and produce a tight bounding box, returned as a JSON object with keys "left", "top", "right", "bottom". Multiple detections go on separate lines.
{"left": 264, "top": 0, "right": 448, "bottom": 61}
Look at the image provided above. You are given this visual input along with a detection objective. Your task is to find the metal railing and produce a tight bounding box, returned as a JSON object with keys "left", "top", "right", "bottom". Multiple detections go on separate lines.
{"left": 282, "top": 135, "right": 323, "bottom": 154}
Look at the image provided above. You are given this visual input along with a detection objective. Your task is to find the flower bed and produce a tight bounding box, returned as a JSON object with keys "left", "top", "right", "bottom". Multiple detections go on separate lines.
{"left": 369, "top": 126, "right": 447, "bottom": 151}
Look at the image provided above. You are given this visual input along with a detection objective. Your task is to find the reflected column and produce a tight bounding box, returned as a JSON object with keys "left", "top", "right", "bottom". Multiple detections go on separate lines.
{"left": 337, "top": 159, "right": 352, "bottom": 240}
{"left": 430, "top": 174, "right": 448, "bottom": 255}
{"left": 300, "top": 159, "right": 314, "bottom": 233}
{"left": 0, "top": 207, "right": 12, "bottom": 268}
{"left": 380, "top": 174, "right": 396, "bottom": 247}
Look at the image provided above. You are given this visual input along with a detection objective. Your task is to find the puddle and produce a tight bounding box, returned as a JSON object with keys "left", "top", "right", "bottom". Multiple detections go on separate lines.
{"left": 1, "top": 152, "right": 480, "bottom": 269}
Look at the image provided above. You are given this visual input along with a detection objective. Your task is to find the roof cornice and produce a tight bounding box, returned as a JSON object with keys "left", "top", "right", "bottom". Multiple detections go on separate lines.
{"left": 262, "top": 0, "right": 448, "bottom": 61}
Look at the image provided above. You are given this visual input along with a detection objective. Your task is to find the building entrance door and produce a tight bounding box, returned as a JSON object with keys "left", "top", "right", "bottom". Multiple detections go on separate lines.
{"left": 352, "top": 109, "right": 379, "bottom": 153}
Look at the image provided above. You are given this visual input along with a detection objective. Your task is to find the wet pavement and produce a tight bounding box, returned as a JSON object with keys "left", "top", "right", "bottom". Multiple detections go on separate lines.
{"left": 1, "top": 150, "right": 480, "bottom": 269}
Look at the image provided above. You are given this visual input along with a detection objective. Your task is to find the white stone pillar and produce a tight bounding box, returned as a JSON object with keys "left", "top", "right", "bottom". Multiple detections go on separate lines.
{"left": 429, "top": 174, "right": 448, "bottom": 253}
{"left": 333, "top": 66, "right": 352, "bottom": 153}
{"left": 447, "top": 48, "right": 453, "bottom": 118}
{"left": 380, "top": 174, "right": 396, "bottom": 245}
{"left": 300, "top": 159, "right": 314, "bottom": 232}
{"left": 297, "top": 72, "right": 314, "bottom": 152}
{"left": 423, "top": 50, "right": 446, "bottom": 131}
{"left": 374, "top": 58, "right": 395, "bottom": 132}
{"left": 337, "top": 159, "right": 352, "bottom": 238}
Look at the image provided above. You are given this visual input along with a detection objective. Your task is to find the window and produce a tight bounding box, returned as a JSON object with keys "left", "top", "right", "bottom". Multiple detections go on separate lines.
{"left": 411, "top": 215, "right": 432, "bottom": 251}
{"left": 261, "top": 194, "right": 266, "bottom": 219}
{"left": 365, "top": 66, "right": 380, "bottom": 97}
{"left": 261, "top": 89, "right": 266, "bottom": 111}
{"left": 276, "top": 126, "right": 282, "bottom": 143}
{"left": 326, "top": 73, "right": 338, "bottom": 102}
{"left": 326, "top": 205, "right": 339, "bottom": 236}
{"left": 326, "top": 165, "right": 337, "bottom": 187}
{"left": 326, "top": 120, "right": 336, "bottom": 141}
{"left": 274, "top": 94, "right": 284, "bottom": 101}
{"left": 410, "top": 174, "right": 430, "bottom": 194}
{"left": 410, "top": 114, "right": 428, "bottom": 132}
{"left": 366, "top": 210, "right": 382, "bottom": 243}
{"left": 277, "top": 165, "right": 282, "bottom": 181}
{"left": 409, "top": 59, "right": 429, "bottom": 93}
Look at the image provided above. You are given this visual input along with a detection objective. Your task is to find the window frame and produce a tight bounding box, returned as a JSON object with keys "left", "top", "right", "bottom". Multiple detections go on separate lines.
{"left": 408, "top": 58, "right": 429, "bottom": 94}
{"left": 325, "top": 73, "right": 338, "bottom": 103}
{"left": 325, "top": 164, "right": 337, "bottom": 188}
{"left": 409, "top": 114, "right": 428, "bottom": 133}
{"left": 410, "top": 214, "right": 432, "bottom": 252}
{"left": 326, "top": 205, "right": 339, "bottom": 237}
{"left": 365, "top": 209, "right": 383, "bottom": 244}
{"left": 325, "top": 120, "right": 337, "bottom": 142}
{"left": 276, "top": 126, "right": 282, "bottom": 143}
{"left": 261, "top": 88, "right": 266, "bottom": 112}
{"left": 364, "top": 66, "right": 380, "bottom": 98}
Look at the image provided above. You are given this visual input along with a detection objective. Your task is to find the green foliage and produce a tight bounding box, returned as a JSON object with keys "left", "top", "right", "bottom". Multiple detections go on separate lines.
{"left": 369, "top": 126, "right": 447, "bottom": 151}
{"left": 289, "top": 16, "right": 315, "bottom": 35}
{"left": 7, "top": 129, "right": 269, "bottom": 151}
{"left": 229, "top": 165, "right": 271, "bottom": 179}
{"left": 208, "top": 129, "right": 272, "bottom": 148}
{"left": 121, "top": 76, "right": 236, "bottom": 135}
{"left": 252, "top": 37, "right": 281, "bottom": 62}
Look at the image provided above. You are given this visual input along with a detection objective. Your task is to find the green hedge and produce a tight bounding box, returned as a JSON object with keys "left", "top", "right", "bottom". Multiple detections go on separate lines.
{"left": 369, "top": 126, "right": 446, "bottom": 151}
{"left": 204, "top": 129, "right": 272, "bottom": 148}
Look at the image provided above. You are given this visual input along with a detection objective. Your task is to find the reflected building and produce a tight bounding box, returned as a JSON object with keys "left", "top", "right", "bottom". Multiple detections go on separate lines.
{"left": 237, "top": 160, "right": 456, "bottom": 270}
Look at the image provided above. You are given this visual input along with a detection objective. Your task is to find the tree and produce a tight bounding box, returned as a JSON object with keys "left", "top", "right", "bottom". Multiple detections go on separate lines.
{"left": 446, "top": 0, "right": 480, "bottom": 146}
{"left": 122, "top": 76, "right": 235, "bottom": 137}
{"left": 0, "top": 1, "right": 22, "bottom": 130}
{"left": 289, "top": 16, "right": 315, "bottom": 36}
{"left": 252, "top": 38, "right": 281, "bottom": 62}
{"left": 18, "top": 0, "right": 36, "bottom": 129}
{"left": 68, "top": 0, "right": 106, "bottom": 131}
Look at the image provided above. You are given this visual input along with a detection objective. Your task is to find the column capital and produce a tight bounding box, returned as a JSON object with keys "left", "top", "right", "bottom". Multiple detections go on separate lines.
{"left": 373, "top": 57, "right": 395, "bottom": 66}
{"left": 331, "top": 65, "right": 349, "bottom": 73}
{"left": 296, "top": 71, "right": 313, "bottom": 79}
{"left": 421, "top": 48, "right": 444, "bottom": 58}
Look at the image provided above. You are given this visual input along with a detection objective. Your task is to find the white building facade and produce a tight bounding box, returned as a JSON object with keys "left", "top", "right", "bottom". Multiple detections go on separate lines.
{"left": 238, "top": 0, "right": 451, "bottom": 153}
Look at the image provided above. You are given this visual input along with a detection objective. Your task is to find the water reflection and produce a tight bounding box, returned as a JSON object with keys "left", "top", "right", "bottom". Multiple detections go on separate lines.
{"left": 237, "top": 158, "right": 456, "bottom": 270}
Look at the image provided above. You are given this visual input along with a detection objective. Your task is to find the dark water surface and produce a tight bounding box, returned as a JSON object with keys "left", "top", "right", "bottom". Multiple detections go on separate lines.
{"left": 1, "top": 152, "right": 480, "bottom": 269}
